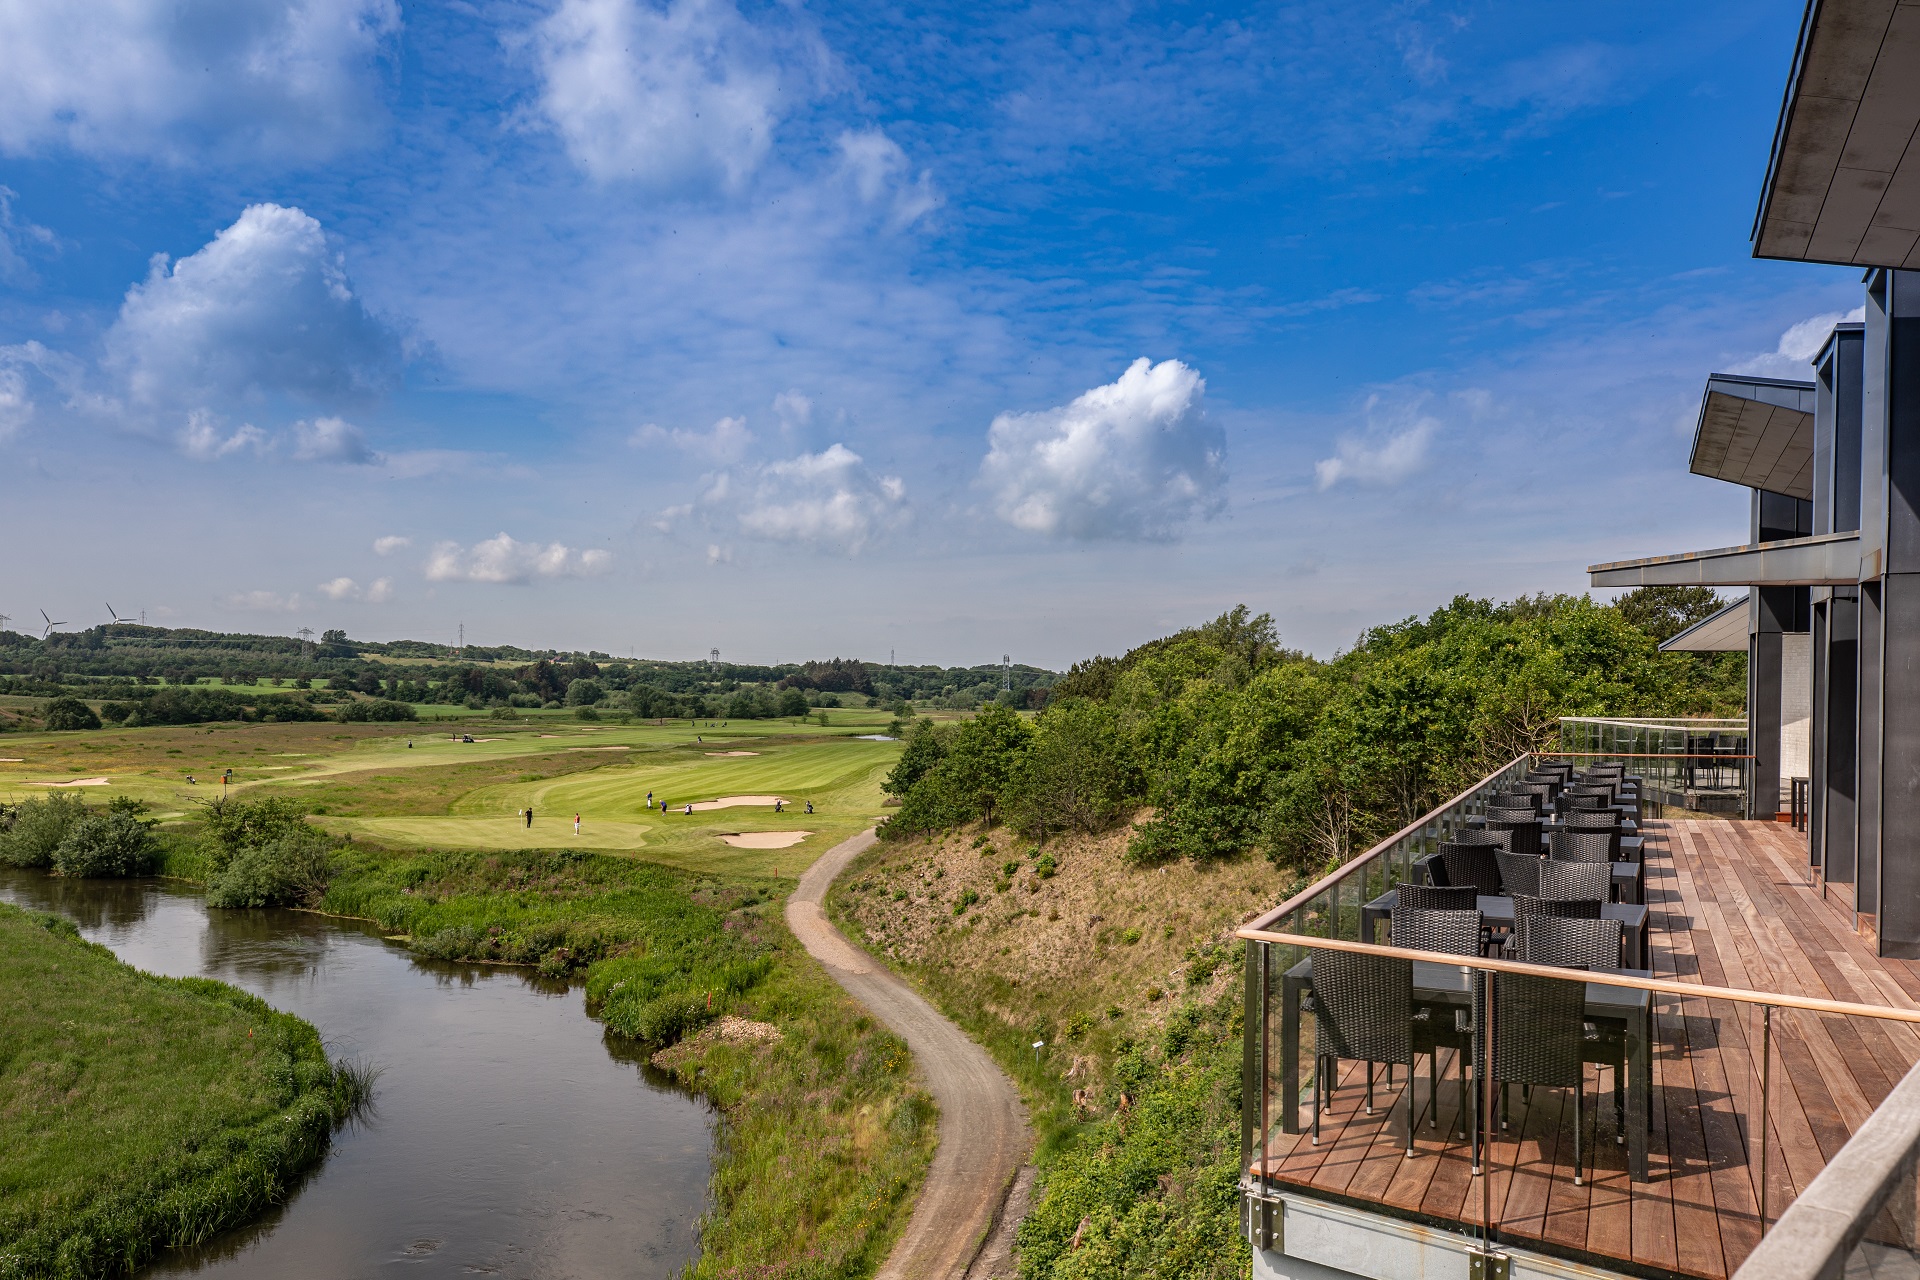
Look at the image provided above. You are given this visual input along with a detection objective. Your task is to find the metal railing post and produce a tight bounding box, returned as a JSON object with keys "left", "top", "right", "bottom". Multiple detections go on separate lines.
{"left": 1761, "top": 1004, "right": 1773, "bottom": 1235}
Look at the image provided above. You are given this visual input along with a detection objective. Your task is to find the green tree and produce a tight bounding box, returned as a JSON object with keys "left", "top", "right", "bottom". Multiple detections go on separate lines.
{"left": 565, "top": 678, "right": 605, "bottom": 706}
{"left": 0, "top": 793, "right": 90, "bottom": 868}
{"left": 206, "top": 832, "right": 334, "bottom": 908}
{"left": 777, "top": 687, "right": 810, "bottom": 717}
{"left": 1008, "top": 699, "right": 1140, "bottom": 839}
{"left": 1612, "top": 585, "right": 1730, "bottom": 642}
{"left": 198, "top": 796, "right": 315, "bottom": 873}
{"left": 52, "top": 800, "right": 159, "bottom": 878}
{"left": 42, "top": 697, "right": 101, "bottom": 730}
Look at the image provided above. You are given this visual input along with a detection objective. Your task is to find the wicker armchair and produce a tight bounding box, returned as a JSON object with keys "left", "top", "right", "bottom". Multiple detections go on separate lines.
{"left": 1538, "top": 859, "right": 1613, "bottom": 903}
{"left": 1389, "top": 908, "right": 1481, "bottom": 1140}
{"left": 1563, "top": 792, "right": 1612, "bottom": 813}
{"left": 1564, "top": 808, "right": 1623, "bottom": 829}
{"left": 1550, "top": 829, "right": 1618, "bottom": 863}
{"left": 1309, "top": 949, "right": 1418, "bottom": 1154}
{"left": 1511, "top": 893, "right": 1602, "bottom": 921}
{"left": 1490, "top": 971, "right": 1594, "bottom": 1184}
{"left": 1396, "top": 882, "right": 1476, "bottom": 912}
{"left": 1515, "top": 914, "right": 1621, "bottom": 967}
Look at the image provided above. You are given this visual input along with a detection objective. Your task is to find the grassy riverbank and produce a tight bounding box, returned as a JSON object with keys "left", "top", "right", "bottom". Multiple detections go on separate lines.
{"left": 302, "top": 840, "right": 935, "bottom": 1278}
{"left": 0, "top": 903, "right": 366, "bottom": 1280}
{"left": 828, "top": 823, "right": 1267, "bottom": 1280}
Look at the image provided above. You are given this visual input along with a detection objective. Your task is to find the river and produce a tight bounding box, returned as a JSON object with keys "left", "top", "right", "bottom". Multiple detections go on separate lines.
{"left": 0, "top": 870, "right": 712, "bottom": 1279}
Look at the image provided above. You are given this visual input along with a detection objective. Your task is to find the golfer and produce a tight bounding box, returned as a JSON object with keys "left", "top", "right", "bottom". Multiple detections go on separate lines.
{"left": 525, "top": 806, "right": 534, "bottom": 829}
{"left": 573, "top": 813, "right": 581, "bottom": 836}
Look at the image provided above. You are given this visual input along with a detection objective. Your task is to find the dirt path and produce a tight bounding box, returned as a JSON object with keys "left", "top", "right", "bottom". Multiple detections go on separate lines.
{"left": 787, "top": 829, "right": 1030, "bottom": 1280}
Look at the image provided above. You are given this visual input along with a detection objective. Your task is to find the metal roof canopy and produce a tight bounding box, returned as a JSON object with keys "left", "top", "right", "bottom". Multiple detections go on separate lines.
{"left": 1589, "top": 530, "right": 1861, "bottom": 588}
{"left": 1659, "top": 599, "right": 1750, "bottom": 652}
{"left": 1754, "top": 0, "right": 1920, "bottom": 269}
{"left": 1689, "top": 374, "right": 1817, "bottom": 499}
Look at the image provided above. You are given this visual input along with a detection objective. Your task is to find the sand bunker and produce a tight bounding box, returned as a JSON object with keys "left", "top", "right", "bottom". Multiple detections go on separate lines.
{"left": 0, "top": 758, "right": 23, "bottom": 763}
{"left": 704, "top": 751, "right": 760, "bottom": 757}
{"left": 721, "top": 831, "right": 812, "bottom": 849}
{"left": 28, "top": 777, "right": 109, "bottom": 787}
{"left": 688, "top": 795, "right": 785, "bottom": 811}
{"left": 568, "top": 745, "right": 630, "bottom": 751}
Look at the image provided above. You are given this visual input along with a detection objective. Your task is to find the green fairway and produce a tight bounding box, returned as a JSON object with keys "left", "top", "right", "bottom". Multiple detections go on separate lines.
{"left": 323, "top": 736, "right": 899, "bottom": 875}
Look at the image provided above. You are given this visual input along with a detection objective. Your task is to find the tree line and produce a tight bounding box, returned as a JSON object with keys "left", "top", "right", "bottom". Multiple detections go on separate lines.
{"left": 879, "top": 589, "right": 1743, "bottom": 873}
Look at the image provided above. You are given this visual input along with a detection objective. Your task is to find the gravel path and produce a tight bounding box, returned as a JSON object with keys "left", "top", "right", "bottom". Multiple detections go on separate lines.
{"left": 787, "top": 829, "right": 1031, "bottom": 1280}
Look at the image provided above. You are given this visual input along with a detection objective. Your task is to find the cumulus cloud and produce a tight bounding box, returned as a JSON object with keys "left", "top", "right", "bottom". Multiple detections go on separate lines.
{"left": 529, "top": 0, "right": 785, "bottom": 192}
{"left": 1313, "top": 394, "right": 1439, "bottom": 490}
{"left": 633, "top": 414, "right": 751, "bottom": 462}
{"left": 0, "top": 0, "right": 399, "bottom": 162}
{"left": 372, "top": 535, "right": 411, "bottom": 555}
{"left": 729, "top": 444, "right": 907, "bottom": 555}
{"left": 1729, "top": 307, "right": 1866, "bottom": 381}
{"left": 292, "top": 416, "right": 377, "bottom": 463}
{"left": 317, "top": 575, "right": 393, "bottom": 601}
{"left": 103, "top": 204, "right": 403, "bottom": 448}
{"left": 836, "top": 129, "right": 940, "bottom": 229}
{"left": 980, "top": 358, "right": 1225, "bottom": 541}
{"left": 180, "top": 413, "right": 268, "bottom": 460}
{"left": 424, "top": 533, "right": 613, "bottom": 584}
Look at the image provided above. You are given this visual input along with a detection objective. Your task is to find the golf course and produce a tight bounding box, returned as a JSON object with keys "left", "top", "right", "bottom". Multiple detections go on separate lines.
{"left": 0, "top": 710, "right": 904, "bottom": 877}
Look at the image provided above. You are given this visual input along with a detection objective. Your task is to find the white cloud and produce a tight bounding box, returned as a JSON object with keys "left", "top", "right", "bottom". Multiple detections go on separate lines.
{"left": 0, "top": 186, "right": 54, "bottom": 284}
{"left": 980, "top": 357, "right": 1225, "bottom": 541}
{"left": 104, "top": 204, "right": 403, "bottom": 446}
{"left": 836, "top": 129, "right": 940, "bottom": 229}
{"left": 180, "top": 412, "right": 268, "bottom": 460}
{"left": 292, "top": 415, "right": 376, "bottom": 464}
{"left": 0, "top": 0, "right": 399, "bottom": 162}
{"left": 1313, "top": 395, "right": 1439, "bottom": 490}
{"left": 225, "top": 589, "right": 304, "bottom": 612}
{"left": 633, "top": 414, "right": 752, "bottom": 462}
{"left": 424, "top": 533, "right": 614, "bottom": 584}
{"left": 721, "top": 443, "right": 907, "bottom": 555}
{"left": 0, "top": 361, "right": 30, "bottom": 442}
{"left": 529, "top": 0, "right": 785, "bottom": 192}
{"left": 318, "top": 575, "right": 393, "bottom": 602}
{"left": 1728, "top": 307, "right": 1866, "bottom": 381}
{"left": 372, "top": 535, "right": 411, "bottom": 555}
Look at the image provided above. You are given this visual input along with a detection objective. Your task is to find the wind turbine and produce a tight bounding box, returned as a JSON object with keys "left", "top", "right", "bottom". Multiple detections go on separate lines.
{"left": 39, "top": 609, "right": 67, "bottom": 639}
{"left": 106, "top": 603, "right": 130, "bottom": 625}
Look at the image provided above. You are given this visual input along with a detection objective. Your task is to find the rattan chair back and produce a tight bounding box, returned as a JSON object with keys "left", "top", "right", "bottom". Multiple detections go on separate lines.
{"left": 1484, "top": 818, "right": 1543, "bottom": 856}
{"left": 1550, "top": 829, "right": 1617, "bottom": 863}
{"left": 1511, "top": 893, "right": 1602, "bottom": 921}
{"left": 1390, "top": 906, "right": 1482, "bottom": 957}
{"left": 1564, "top": 808, "right": 1623, "bottom": 829}
{"left": 1493, "top": 850, "right": 1542, "bottom": 897}
{"left": 1397, "top": 881, "right": 1476, "bottom": 912}
{"left": 1437, "top": 843, "right": 1504, "bottom": 896}
{"left": 1537, "top": 859, "right": 1612, "bottom": 903}
{"left": 1310, "top": 948, "right": 1413, "bottom": 1064}
{"left": 1515, "top": 914, "right": 1622, "bottom": 970}
{"left": 1491, "top": 971, "right": 1585, "bottom": 1089}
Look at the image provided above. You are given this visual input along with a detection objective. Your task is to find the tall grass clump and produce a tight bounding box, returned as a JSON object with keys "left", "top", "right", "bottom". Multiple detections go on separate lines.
{"left": 0, "top": 903, "right": 373, "bottom": 1279}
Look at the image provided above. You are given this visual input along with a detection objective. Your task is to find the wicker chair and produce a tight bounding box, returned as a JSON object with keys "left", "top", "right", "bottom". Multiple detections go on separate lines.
{"left": 1437, "top": 843, "right": 1504, "bottom": 896}
{"left": 1516, "top": 914, "right": 1622, "bottom": 968}
{"left": 1491, "top": 790, "right": 1543, "bottom": 813}
{"left": 1397, "top": 882, "right": 1476, "bottom": 912}
{"left": 1485, "top": 818, "right": 1544, "bottom": 857}
{"left": 1563, "top": 792, "right": 1612, "bottom": 813}
{"left": 1490, "top": 971, "right": 1594, "bottom": 1183}
{"left": 1564, "top": 807, "right": 1623, "bottom": 829}
{"left": 1511, "top": 893, "right": 1602, "bottom": 921}
{"left": 1493, "top": 850, "right": 1543, "bottom": 897}
{"left": 1389, "top": 908, "right": 1481, "bottom": 1139}
{"left": 1485, "top": 805, "right": 1540, "bottom": 825}
{"left": 1538, "top": 859, "right": 1613, "bottom": 903}
{"left": 1309, "top": 948, "right": 1418, "bottom": 1154}
{"left": 1550, "top": 830, "right": 1617, "bottom": 863}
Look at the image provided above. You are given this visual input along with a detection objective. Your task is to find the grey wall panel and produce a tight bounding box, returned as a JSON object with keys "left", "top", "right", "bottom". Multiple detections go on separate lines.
{"left": 1876, "top": 575, "right": 1920, "bottom": 957}
{"left": 1860, "top": 579, "right": 1884, "bottom": 922}
{"left": 1827, "top": 590, "right": 1861, "bottom": 885}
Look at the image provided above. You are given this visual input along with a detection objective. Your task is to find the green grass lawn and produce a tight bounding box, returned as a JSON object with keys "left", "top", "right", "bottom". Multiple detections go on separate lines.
{"left": 0, "top": 904, "right": 362, "bottom": 1279}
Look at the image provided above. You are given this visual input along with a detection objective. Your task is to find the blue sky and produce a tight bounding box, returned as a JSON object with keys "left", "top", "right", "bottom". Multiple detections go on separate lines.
{"left": 0, "top": 0, "right": 1863, "bottom": 667}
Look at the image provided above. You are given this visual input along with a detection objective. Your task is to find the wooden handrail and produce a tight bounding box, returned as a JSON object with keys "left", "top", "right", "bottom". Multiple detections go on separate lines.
{"left": 1235, "top": 928, "right": 1920, "bottom": 1024}
{"left": 1244, "top": 755, "right": 1531, "bottom": 934}
{"left": 1537, "top": 751, "right": 1756, "bottom": 760}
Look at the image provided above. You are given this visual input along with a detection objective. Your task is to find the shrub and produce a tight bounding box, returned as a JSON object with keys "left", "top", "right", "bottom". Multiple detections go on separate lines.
{"left": 42, "top": 696, "right": 102, "bottom": 730}
{"left": 0, "top": 792, "right": 90, "bottom": 867}
{"left": 52, "top": 801, "right": 159, "bottom": 878}
{"left": 574, "top": 706, "right": 601, "bottom": 721}
{"left": 100, "top": 701, "right": 134, "bottom": 724}
{"left": 336, "top": 698, "right": 416, "bottom": 723}
{"left": 565, "top": 678, "right": 604, "bottom": 706}
{"left": 197, "top": 796, "right": 314, "bottom": 874}
{"left": 206, "top": 832, "right": 334, "bottom": 908}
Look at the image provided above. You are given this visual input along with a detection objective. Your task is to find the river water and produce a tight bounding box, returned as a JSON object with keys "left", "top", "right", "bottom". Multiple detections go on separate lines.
{"left": 0, "top": 871, "right": 712, "bottom": 1279}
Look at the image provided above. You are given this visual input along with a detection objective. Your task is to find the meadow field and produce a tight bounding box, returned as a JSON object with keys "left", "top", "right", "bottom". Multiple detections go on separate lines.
{"left": 0, "top": 709, "right": 903, "bottom": 876}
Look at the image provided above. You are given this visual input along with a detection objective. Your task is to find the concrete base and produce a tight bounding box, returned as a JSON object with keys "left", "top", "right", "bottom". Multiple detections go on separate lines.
{"left": 1247, "top": 1190, "right": 1633, "bottom": 1280}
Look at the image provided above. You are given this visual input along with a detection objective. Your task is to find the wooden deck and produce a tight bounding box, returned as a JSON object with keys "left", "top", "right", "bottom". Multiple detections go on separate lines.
{"left": 1251, "top": 819, "right": 1920, "bottom": 1279}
